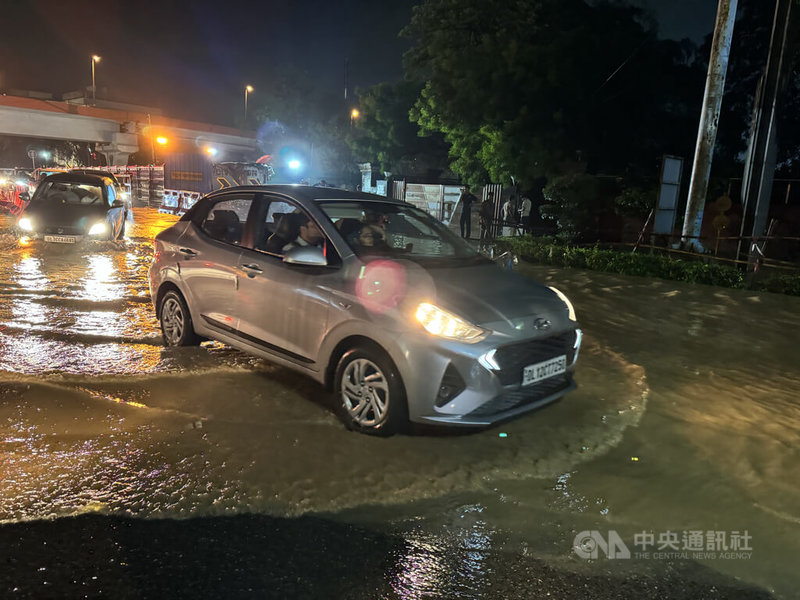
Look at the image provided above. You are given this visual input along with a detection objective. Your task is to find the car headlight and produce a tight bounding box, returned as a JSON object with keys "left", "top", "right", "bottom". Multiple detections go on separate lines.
{"left": 18, "top": 217, "right": 33, "bottom": 232}
{"left": 415, "top": 302, "right": 487, "bottom": 343}
{"left": 88, "top": 222, "right": 107, "bottom": 236}
{"left": 548, "top": 286, "right": 577, "bottom": 322}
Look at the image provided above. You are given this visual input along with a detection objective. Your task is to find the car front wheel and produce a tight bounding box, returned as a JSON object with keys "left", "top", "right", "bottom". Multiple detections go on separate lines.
{"left": 159, "top": 289, "right": 200, "bottom": 346}
{"left": 334, "top": 344, "right": 408, "bottom": 436}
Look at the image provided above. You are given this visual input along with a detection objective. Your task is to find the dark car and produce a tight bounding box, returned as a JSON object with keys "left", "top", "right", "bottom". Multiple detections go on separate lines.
{"left": 16, "top": 172, "right": 127, "bottom": 243}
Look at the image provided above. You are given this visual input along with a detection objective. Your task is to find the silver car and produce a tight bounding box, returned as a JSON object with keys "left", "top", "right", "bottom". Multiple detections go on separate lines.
{"left": 149, "top": 186, "right": 582, "bottom": 435}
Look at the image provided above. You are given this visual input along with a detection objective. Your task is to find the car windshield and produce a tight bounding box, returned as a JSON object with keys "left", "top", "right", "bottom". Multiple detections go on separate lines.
{"left": 31, "top": 181, "right": 105, "bottom": 206}
{"left": 317, "top": 200, "right": 485, "bottom": 264}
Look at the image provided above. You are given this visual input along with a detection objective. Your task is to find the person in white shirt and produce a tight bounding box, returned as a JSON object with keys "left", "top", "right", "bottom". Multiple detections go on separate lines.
{"left": 501, "top": 197, "right": 515, "bottom": 236}
{"left": 519, "top": 196, "right": 532, "bottom": 233}
{"left": 282, "top": 214, "right": 324, "bottom": 252}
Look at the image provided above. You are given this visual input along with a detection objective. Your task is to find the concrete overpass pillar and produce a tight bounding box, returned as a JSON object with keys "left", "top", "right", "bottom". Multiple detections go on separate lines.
{"left": 98, "top": 132, "right": 139, "bottom": 166}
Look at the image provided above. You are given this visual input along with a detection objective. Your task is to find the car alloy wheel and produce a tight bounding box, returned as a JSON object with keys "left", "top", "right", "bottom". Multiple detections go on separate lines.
{"left": 334, "top": 344, "right": 408, "bottom": 435}
{"left": 159, "top": 290, "right": 200, "bottom": 346}
{"left": 341, "top": 358, "right": 390, "bottom": 428}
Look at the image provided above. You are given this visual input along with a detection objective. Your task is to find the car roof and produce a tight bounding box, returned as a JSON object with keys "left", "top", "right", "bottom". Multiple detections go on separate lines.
{"left": 204, "top": 184, "right": 405, "bottom": 204}
{"left": 70, "top": 169, "right": 120, "bottom": 183}
{"left": 40, "top": 172, "right": 112, "bottom": 186}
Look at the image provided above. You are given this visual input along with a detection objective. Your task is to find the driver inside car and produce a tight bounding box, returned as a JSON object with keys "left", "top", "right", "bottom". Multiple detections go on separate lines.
{"left": 282, "top": 213, "right": 324, "bottom": 252}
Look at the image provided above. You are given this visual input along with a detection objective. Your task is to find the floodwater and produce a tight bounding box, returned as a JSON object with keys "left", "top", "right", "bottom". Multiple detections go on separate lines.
{"left": 1, "top": 208, "right": 799, "bottom": 598}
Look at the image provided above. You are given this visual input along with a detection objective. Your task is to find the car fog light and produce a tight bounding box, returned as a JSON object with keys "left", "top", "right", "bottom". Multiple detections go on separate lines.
{"left": 88, "top": 222, "right": 107, "bottom": 236}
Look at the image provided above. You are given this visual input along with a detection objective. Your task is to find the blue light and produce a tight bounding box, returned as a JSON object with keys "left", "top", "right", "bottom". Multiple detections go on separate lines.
{"left": 288, "top": 160, "right": 301, "bottom": 170}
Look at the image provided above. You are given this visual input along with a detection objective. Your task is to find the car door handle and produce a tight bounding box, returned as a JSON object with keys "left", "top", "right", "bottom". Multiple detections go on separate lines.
{"left": 241, "top": 263, "right": 263, "bottom": 274}
{"left": 179, "top": 248, "right": 198, "bottom": 256}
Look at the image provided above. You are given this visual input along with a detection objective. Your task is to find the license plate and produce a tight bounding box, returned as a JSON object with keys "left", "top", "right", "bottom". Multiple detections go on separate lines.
{"left": 44, "top": 235, "right": 78, "bottom": 244}
{"left": 523, "top": 355, "right": 567, "bottom": 386}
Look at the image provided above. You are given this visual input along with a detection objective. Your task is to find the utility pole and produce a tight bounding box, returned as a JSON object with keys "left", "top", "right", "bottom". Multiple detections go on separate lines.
{"left": 739, "top": 0, "right": 794, "bottom": 273}
{"left": 681, "top": 0, "right": 738, "bottom": 251}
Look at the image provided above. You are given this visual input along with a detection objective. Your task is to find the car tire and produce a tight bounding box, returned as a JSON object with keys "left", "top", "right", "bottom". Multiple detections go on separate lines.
{"left": 158, "top": 289, "right": 201, "bottom": 346}
{"left": 334, "top": 344, "right": 408, "bottom": 436}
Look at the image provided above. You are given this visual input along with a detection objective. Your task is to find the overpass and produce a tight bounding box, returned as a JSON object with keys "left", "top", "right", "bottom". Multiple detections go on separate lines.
{"left": 0, "top": 95, "right": 258, "bottom": 165}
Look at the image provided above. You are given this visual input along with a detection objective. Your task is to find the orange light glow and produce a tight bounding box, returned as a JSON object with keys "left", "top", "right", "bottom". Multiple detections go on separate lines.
{"left": 156, "top": 136, "right": 168, "bottom": 145}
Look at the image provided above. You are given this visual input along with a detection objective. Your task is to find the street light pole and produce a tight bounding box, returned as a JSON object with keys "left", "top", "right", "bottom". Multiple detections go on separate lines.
{"left": 91, "top": 55, "right": 101, "bottom": 105}
{"left": 244, "top": 85, "right": 254, "bottom": 121}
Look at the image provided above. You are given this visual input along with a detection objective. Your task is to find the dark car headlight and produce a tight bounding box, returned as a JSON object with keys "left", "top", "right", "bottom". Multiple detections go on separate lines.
{"left": 88, "top": 222, "right": 107, "bottom": 236}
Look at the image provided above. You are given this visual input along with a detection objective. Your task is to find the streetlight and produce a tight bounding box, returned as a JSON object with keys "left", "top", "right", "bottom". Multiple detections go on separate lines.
{"left": 350, "top": 107, "right": 360, "bottom": 127}
{"left": 156, "top": 136, "right": 168, "bottom": 146}
{"left": 91, "top": 55, "right": 101, "bottom": 105}
{"left": 244, "top": 85, "right": 254, "bottom": 121}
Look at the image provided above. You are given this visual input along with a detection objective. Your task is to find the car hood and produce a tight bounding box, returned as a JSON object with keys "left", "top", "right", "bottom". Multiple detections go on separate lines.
{"left": 422, "top": 262, "right": 573, "bottom": 332}
{"left": 24, "top": 203, "right": 108, "bottom": 232}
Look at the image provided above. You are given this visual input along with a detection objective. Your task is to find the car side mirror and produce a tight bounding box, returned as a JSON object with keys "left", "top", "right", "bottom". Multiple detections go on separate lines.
{"left": 283, "top": 245, "right": 328, "bottom": 266}
{"left": 112, "top": 199, "right": 125, "bottom": 208}
{"left": 19, "top": 192, "right": 30, "bottom": 203}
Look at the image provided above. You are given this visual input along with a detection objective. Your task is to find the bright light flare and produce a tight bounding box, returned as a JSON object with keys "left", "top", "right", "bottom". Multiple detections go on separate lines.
{"left": 355, "top": 260, "right": 407, "bottom": 314}
{"left": 18, "top": 217, "right": 33, "bottom": 232}
{"left": 156, "top": 136, "right": 168, "bottom": 145}
{"left": 92, "top": 55, "right": 101, "bottom": 63}
{"left": 288, "top": 160, "right": 301, "bottom": 170}
{"left": 205, "top": 147, "right": 218, "bottom": 157}
{"left": 88, "top": 222, "right": 107, "bottom": 236}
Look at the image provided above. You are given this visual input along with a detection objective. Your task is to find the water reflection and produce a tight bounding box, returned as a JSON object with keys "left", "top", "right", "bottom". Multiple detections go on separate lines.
{"left": 82, "top": 255, "right": 124, "bottom": 302}
{"left": 389, "top": 506, "right": 492, "bottom": 599}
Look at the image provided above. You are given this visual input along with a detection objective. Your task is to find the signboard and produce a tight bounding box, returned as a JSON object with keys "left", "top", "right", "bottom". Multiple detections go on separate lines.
{"left": 652, "top": 155, "right": 684, "bottom": 235}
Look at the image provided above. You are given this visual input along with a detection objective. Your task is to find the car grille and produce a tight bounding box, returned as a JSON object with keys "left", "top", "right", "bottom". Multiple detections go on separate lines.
{"left": 493, "top": 330, "right": 577, "bottom": 385}
{"left": 468, "top": 374, "right": 571, "bottom": 418}
{"left": 41, "top": 225, "right": 85, "bottom": 235}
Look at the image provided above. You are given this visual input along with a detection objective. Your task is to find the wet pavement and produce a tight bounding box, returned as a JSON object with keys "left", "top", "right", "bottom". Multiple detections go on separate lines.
{"left": 1, "top": 208, "right": 798, "bottom": 598}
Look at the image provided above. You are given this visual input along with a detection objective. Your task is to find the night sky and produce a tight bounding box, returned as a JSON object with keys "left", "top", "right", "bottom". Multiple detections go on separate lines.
{"left": 0, "top": 0, "right": 718, "bottom": 127}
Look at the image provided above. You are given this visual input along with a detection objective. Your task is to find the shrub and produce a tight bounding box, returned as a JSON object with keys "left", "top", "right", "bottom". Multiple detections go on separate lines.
{"left": 493, "top": 237, "right": 775, "bottom": 292}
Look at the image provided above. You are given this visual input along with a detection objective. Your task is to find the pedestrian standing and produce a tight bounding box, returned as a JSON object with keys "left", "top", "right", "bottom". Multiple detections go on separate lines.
{"left": 458, "top": 185, "right": 477, "bottom": 238}
{"left": 501, "top": 196, "right": 515, "bottom": 236}
{"left": 520, "top": 196, "right": 532, "bottom": 234}
{"left": 479, "top": 191, "right": 495, "bottom": 247}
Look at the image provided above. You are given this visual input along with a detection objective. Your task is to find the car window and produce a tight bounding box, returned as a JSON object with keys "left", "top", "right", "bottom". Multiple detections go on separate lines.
{"left": 253, "top": 199, "right": 336, "bottom": 263}
{"left": 201, "top": 197, "right": 253, "bottom": 246}
{"left": 31, "top": 181, "right": 104, "bottom": 206}
{"left": 318, "top": 200, "right": 480, "bottom": 262}
{"left": 106, "top": 184, "right": 116, "bottom": 207}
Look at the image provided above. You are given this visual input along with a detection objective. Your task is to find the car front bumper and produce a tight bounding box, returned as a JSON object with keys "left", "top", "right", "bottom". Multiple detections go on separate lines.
{"left": 395, "top": 328, "right": 582, "bottom": 427}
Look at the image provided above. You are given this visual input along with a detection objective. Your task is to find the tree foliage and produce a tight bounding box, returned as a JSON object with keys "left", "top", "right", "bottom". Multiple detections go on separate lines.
{"left": 347, "top": 81, "right": 450, "bottom": 178}
{"left": 402, "top": 0, "right": 705, "bottom": 188}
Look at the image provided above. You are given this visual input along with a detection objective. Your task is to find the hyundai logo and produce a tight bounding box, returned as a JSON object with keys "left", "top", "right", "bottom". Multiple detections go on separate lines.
{"left": 533, "top": 318, "right": 551, "bottom": 331}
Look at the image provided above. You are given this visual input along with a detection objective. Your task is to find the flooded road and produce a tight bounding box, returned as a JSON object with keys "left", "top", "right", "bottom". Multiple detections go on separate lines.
{"left": 1, "top": 208, "right": 798, "bottom": 598}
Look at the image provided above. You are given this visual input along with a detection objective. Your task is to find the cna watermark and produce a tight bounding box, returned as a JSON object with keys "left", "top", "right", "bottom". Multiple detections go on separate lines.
{"left": 573, "top": 530, "right": 753, "bottom": 561}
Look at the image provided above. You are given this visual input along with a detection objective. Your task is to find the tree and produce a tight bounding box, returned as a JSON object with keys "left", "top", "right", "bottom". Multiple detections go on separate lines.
{"left": 347, "top": 81, "right": 450, "bottom": 178}
{"left": 402, "top": 0, "right": 705, "bottom": 188}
